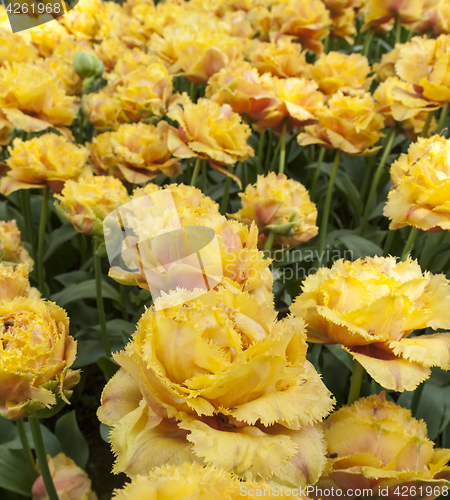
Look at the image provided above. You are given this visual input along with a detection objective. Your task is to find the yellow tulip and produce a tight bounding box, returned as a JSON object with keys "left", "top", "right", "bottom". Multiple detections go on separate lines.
{"left": 0, "top": 220, "right": 33, "bottom": 270}
{"left": 98, "top": 285, "right": 333, "bottom": 485}
{"left": 91, "top": 122, "right": 181, "bottom": 184}
{"left": 362, "top": 0, "right": 423, "bottom": 32}
{"left": 54, "top": 175, "right": 130, "bottom": 239}
{"left": 297, "top": 92, "right": 384, "bottom": 156}
{"left": 318, "top": 393, "right": 450, "bottom": 499}
{"left": 2, "top": 133, "right": 91, "bottom": 195}
{"left": 0, "top": 264, "right": 39, "bottom": 301}
{"left": 229, "top": 172, "right": 318, "bottom": 249}
{"left": 32, "top": 453, "right": 97, "bottom": 500}
{"left": 112, "top": 463, "right": 307, "bottom": 499}
{"left": 304, "top": 51, "right": 372, "bottom": 96}
{"left": 0, "top": 297, "right": 79, "bottom": 420}
{"left": 290, "top": 256, "right": 450, "bottom": 392}
{"left": 384, "top": 135, "right": 450, "bottom": 231}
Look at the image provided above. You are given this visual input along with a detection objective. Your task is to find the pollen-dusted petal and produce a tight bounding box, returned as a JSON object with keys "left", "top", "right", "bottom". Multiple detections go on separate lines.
{"left": 390, "top": 333, "right": 450, "bottom": 369}
{"left": 345, "top": 344, "right": 430, "bottom": 392}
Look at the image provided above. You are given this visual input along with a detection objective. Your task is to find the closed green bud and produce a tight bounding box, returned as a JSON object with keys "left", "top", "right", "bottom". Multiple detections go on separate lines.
{"left": 73, "top": 52, "right": 104, "bottom": 79}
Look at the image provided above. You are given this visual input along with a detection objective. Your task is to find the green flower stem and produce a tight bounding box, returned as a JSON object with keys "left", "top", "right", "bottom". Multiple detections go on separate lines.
{"left": 264, "top": 231, "right": 275, "bottom": 259}
{"left": 311, "top": 147, "right": 326, "bottom": 200}
{"left": 359, "top": 155, "right": 376, "bottom": 213}
{"left": 37, "top": 186, "right": 50, "bottom": 295}
{"left": 257, "top": 130, "right": 265, "bottom": 175}
{"left": 278, "top": 120, "right": 288, "bottom": 175}
{"left": 395, "top": 19, "right": 402, "bottom": 45}
{"left": 348, "top": 359, "right": 364, "bottom": 405}
{"left": 220, "top": 167, "right": 233, "bottom": 215}
{"left": 17, "top": 419, "right": 37, "bottom": 479}
{"left": 189, "top": 80, "right": 197, "bottom": 102}
{"left": 94, "top": 239, "right": 111, "bottom": 358}
{"left": 383, "top": 230, "right": 395, "bottom": 256}
{"left": 120, "top": 284, "right": 128, "bottom": 322}
{"left": 362, "top": 28, "right": 374, "bottom": 58}
{"left": 324, "top": 35, "right": 330, "bottom": 53}
{"left": 265, "top": 131, "right": 274, "bottom": 173}
{"left": 190, "top": 158, "right": 201, "bottom": 187}
{"left": 202, "top": 161, "right": 207, "bottom": 192}
{"left": 20, "top": 190, "right": 35, "bottom": 257}
{"left": 421, "top": 111, "right": 434, "bottom": 138}
{"left": 411, "top": 383, "right": 425, "bottom": 417}
{"left": 29, "top": 415, "right": 59, "bottom": 500}
{"left": 360, "top": 129, "right": 396, "bottom": 236}
{"left": 437, "top": 102, "right": 449, "bottom": 134}
{"left": 318, "top": 150, "right": 341, "bottom": 268}
{"left": 400, "top": 226, "right": 419, "bottom": 261}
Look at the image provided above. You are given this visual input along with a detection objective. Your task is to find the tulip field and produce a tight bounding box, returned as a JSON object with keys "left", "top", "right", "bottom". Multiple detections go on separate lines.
{"left": 2, "top": 0, "right": 450, "bottom": 498}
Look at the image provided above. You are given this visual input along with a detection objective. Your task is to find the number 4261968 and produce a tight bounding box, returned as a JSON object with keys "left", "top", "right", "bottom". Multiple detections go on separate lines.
{"left": 393, "top": 485, "right": 448, "bottom": 496}
{"left": 6, "top": 2, "right": 62, "bottom": 14}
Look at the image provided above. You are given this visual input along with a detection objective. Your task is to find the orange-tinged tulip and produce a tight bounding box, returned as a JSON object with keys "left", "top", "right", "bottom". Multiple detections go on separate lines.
{"left": 248, "top": 38, "right": 308, "bottom": 78}
{"left": 25, "top": 22, "right": 70, "bottom": 58}
{"left": 83, "top": 91, "right": 130, "bottom": 131}
{"left": 304, "top": 51, "right": 372, "bottom": 96}
{"left": 98, "top": 285, "right": 333, "bottom": 484}
{"left": 1, "top": 133, "right": 91, "bottom": 195}
{"left": 166, "top": 94, "right": 254, "bottom": 167}
{"left": 206, "top": 61, "right": 278, "bottom": 125}
{"left": 384, "top": 135, "right": 450, "bottom": 231}
{"left": 107, "top": 188, "right": 272, "bottom": 307}
{"left": 229, "top": 173, "right": 318, "bottom": 249}
{"left": 374, "top": 76, "right": 438, "bottom": 139}
{"left": 0, "top": 110, "right": 13, "bottom": 146}
{"left": 149, "top": 24, "right": 245, "bottom": 84}
{"left": 32, "top": 453, "right": 97, "bottom": 500}
{"left": 54, "top": 175, "right": 130, "bottom": 239}
{"left": 0, "top": 297, "right": 79, "bottom": 420}
{"left": 91, "top": 122, "right": 181, "bottom": 184}
{"left": 112, "top": 463, "right": 309, "bottom": 499}
{"left": 297, "top": 92, "right": 384, "bottom": 156}
{"left": 290, "top": 256, "right": 450, "bottom": 392}
{"left": 269, "top": 0, "right": 331, "bottom": 54}
{"left": 0, "top": 263, "right": 39, "bottom": 301}
{"left": 0, "top": 63, "right": 79, "bottom": 132}
{"left": 362, "top": 0, "right": 423, "bottom": 32}
{"left": 0, "top": 220, "right": 33, "bottom": 270}
{"left": 317, "top": 393, "right": 450, "bottom": 500}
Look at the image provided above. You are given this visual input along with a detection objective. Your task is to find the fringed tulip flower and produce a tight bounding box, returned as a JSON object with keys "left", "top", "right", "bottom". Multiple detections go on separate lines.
{"left": 149, "top": 24, "right": 245, "bottom": 84}
{"left": 323, "top": 0, "right": 360, "bottom": 43}
{"left": 297, "top": 92, "right": 384, "bottom": 155}
{"left": 0, "top": 220, "right": 34, "bottom": 270}
{"left": 269, "top": 0, "right": 331, "bottom": 54}
{"left": 229, "top": 173, "right": 318, "bottom": 249}
{"left": 206, "top": 61, "right": 278, "bottom": 125}
{"left": 316, "top": 393, "right": 450, "bottom": 500}
{"left": 32, "top": 453, "right": 97, "bottom": 500}
{"left": 1, "top": 134, "right": 91, "bottom": 195}
{"left": 0, "top": 297, "right": 80, "bottom": 420}
{"left": 384, "top": 135, "right": 450, "bottom": 231}
{"left": 54, "top": 175, "right": 130, "bottom": 239}
{"left": 0, "top": 264, "right": 39, "bottom": 301}
{"left": 374, "top": 77, "right": 438, "bottom": 139}
{"left": 106, "top": 187, "right": 273, "bottom": 307}
{"left": 112, "top": 463, "right": 309, "bottom": 499}
{"left": 0, "top": 63, "right": 79, "bottom": 132}
{"left": 361, "top": 0, "right": 423, "bottom": 32}
{"left": 98, "top": 285, "right": 333, "bottom": 485}
{"left": 395, "top": 35, "right": 450, "bottom": 104}
{"left": 304, "top": 51, "right": 372, "bottom": 96}
{"left": 290, "top": 256, "right": 450, "bottom": 392}
{"left": 83, "top": 92, "right": 130, "bottom": 131}
{"left": 166, "top": 95, "right": 254, "bottom": 178}
{"left": 91, "top": 122, "right": 181, "bottom": 184}
{"left": 248, "top": 38, "right": 308, "bottom": 78}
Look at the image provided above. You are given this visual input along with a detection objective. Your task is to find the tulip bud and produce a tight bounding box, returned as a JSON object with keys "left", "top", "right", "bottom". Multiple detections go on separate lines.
{"left": 73, "top": 52, "right": 104, "bottom": 79}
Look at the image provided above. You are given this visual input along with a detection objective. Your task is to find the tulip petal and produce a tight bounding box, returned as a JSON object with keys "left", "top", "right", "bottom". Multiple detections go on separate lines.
{"left": 390, "top": 333, "right": 450, "bottom": 370}
{"left": 344, "top": 344, "right": 430, "bottom": 392}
